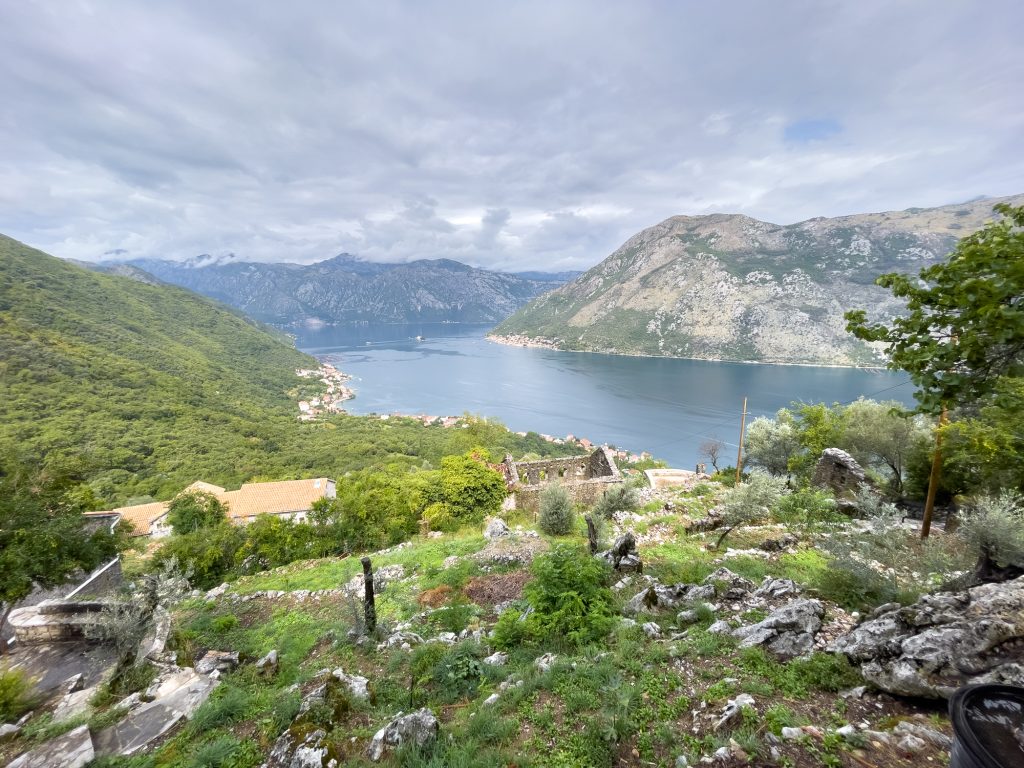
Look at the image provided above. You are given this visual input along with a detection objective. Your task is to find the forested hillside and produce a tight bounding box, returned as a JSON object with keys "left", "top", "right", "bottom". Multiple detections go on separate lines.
{"left": 0, "top": 236, "right": 560, "bottom": 505}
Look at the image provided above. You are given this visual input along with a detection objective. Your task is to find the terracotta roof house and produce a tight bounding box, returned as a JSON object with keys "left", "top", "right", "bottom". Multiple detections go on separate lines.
{"left": 85, "top": 477, "right": 336, "bottom": 537}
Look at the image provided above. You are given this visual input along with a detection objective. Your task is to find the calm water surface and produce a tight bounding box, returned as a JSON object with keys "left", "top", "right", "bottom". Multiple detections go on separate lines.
{"left": 295, "top": 323, "right": 916, "bottom": 469}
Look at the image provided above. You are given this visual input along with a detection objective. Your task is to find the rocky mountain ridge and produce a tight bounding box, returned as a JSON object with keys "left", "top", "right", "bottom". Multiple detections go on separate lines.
{"left": 493, "top": 194, "right": 1024, "bottom": 365}
{"left": 113, "top": 255, "right": 574, "bottom": 326}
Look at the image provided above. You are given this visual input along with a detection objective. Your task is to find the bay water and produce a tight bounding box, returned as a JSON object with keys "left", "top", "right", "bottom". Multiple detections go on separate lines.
{"left": 296, "top": 322, "right": 916, "bottom": 469}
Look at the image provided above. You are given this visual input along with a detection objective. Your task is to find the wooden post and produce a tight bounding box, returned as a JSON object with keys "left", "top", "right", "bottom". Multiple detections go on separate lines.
{"left": 585, "top": 514, "right": 598, "bottom": 555}
{"left": 921, "top": 406, "right": 948, "bottom": 540}
{"left": 361, "top": 556, "right": 376, "bottom": 634}
{"left": 735, "top": 397, "right": 748, "bottom": 486}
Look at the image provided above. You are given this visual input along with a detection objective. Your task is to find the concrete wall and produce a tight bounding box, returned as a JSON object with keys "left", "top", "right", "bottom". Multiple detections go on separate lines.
{"left": 66, "top": 557, "right": 123, "bottom": 600}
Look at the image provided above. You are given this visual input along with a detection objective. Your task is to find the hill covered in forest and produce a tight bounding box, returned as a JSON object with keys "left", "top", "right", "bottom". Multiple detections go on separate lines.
{"left": 1, "top": 236, "right": 560, "bottom": 506}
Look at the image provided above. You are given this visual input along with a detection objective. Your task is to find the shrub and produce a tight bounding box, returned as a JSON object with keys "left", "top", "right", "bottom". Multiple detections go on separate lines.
{"left": 538, "top": 485, "right": 575, "bottom": 535}
{"left": 956, "top": 491, "right": 1024, "bottom": 582}
{"left": 186, "top": 685, "right": 251, "bottom": 735}
{"left": 151, "top": 523, "right": 245, "bottom": 590}
{"left": 0, "top": 666, "right": 35, "bottom": 722}
{"left": 211, "top": 614, "right": 239, "bottom": 633}
{"left": 493, "top": 544, "right": 615, "bottom": 649}
{"left": 423, "top": 502, "right": 457, "bottom": 533}
{"left": 713, "top": 471, "right": 787, "bottom": 548}
{"left": 771, "top": 488, "right": 843, "bottom": 535}
{"left": 593, "top": 484, "right": 639, "bottom": 519}
{"left": 167, "top": 491, "right": 228, "bottom": 535}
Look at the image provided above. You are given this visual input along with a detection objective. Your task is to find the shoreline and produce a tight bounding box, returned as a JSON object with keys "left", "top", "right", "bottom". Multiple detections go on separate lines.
{"left": 485, "top": 333, "right": 891, "bottom": 373}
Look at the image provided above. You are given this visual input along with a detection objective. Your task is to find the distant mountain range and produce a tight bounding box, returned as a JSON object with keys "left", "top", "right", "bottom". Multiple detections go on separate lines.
{"left": 103, "top": 254, "right": 579, "bottom": 326}
{"left": 492, "top": 194, "right": 1024, "bottom": 366}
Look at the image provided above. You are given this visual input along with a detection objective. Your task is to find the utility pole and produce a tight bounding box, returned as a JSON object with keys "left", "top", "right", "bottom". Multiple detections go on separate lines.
{"left": 921, "top": 406, "right": 948, "bottom": 540}
{"left": 735, "top": 396, "right": 748, "bottom": 486}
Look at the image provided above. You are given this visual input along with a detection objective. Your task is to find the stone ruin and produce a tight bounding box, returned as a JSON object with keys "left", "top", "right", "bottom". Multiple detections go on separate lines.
{"left": 811, "top": 448, "right": 875, "bottom": 507}
{"left": 500, "top": 447, "right": 623, "bottom": 513}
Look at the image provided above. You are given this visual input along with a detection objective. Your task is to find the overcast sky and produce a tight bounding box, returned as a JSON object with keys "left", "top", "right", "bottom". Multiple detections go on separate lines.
{"left": 2, "top": 1, "right": 1022, "bottom": 271}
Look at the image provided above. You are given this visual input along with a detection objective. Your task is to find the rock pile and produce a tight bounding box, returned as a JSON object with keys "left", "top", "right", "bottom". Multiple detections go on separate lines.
{"left": 831, "top": 575, "right": 1024, "bottom": 698}
{"left": 597, "top": 532, "right": 642, "bottom": 573}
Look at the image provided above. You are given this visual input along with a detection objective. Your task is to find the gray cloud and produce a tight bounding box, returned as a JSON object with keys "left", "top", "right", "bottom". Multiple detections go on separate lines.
{"left": 1, "top": 1, "right": 1021, "bottom": 270}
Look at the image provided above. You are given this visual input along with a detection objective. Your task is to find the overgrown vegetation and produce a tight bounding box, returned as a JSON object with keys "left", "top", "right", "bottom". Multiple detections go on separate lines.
{"left": 494, "top": 544, "right": 615, "bottom": 649}
{"left": 537, "top": 484, "right": 575, "bottom": 535}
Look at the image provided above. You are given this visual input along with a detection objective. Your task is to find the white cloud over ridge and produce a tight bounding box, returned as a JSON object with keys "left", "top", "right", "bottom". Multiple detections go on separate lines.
{"left": 1, "top": 1, "right": 1021, "bottom": 271}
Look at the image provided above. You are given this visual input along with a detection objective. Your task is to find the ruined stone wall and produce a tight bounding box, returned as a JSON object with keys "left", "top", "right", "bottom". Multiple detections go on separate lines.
{"left": 502, "top": 447, "right": 624, "bottom": 513}
{"left": 514, "top": 477, "right": 624, "bottom": 513}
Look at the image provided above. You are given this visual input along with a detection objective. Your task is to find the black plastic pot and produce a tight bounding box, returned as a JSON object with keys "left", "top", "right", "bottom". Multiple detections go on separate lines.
{"left": 949, "top": 684, "right": 1024, "bottom": 768}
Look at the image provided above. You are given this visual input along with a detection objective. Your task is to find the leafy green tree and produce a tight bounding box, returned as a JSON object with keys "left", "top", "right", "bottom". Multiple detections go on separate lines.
{"left": 0, "top": 457, "right": 121, "bottom": 646}
{"left": 167, "top": 491, "right": 228, "bottom": 535}
{"left": 436, "top": 449, "right": 507, "bottom": 525}
{"left": 940, "top": 377, "right": 1024, "bottom": 493}
{"left": 151, "top": 523, "right": 245, "bottom": 590}
{"left": 789, "top": 403, "right": 848, "bottom": 475}
{"left": 841, "top": 398, "right": 931, "bottom": 496}
{"left": 845, "top": 203, "right": 1024, "bottom": 414}
{"left": 743, "top": 409, "right": 800, "bottom": 476}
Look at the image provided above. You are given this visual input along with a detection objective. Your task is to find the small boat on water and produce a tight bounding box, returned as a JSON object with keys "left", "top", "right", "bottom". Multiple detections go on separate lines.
{"left": 415, "top": 335, "right": 425, "bottom": 341}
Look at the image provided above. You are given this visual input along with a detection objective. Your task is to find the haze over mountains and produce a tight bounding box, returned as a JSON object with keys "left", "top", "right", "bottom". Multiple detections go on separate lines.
{"left": 493, "top": 195, "right": 1024, "bottom": 366}
{"left": 110, "top": 255, "right": 578, "bottom": 326}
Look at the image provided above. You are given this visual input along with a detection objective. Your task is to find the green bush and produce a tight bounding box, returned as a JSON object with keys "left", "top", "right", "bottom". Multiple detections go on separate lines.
{"left": 493, "top": 544, "right": 615, "bottom": 649}
{"left": 538, "top": 485, "right": 575, "bottom": 535}
{"left": 0, "top": 666, "right": 35, "bottom": 722}
{"left": 956, "top": 491, "right": 1024, "bottom": 579}
{"left": 167, "top": 491, "right": 228, "bottom": 536}
{"left": 771, "top": 488, "right": 843, "bottom": 534}
{"left": 211, "top": 614, "right": 239, "bottom": 633}
{"left": 151, "top": 523, "right": 245, "bottom": 590}
{"left": 186, "top": 685, "right": 251, "bottom": 735}
{"left": 593, "top": 484, "right": 639, "bottom": 519}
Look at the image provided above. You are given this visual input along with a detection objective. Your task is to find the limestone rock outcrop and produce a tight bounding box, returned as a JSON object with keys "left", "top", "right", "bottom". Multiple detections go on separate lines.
{"left": 367, "top": 708, "right": 439, "bottom": 762}
{"left": 830, "top": 576, "right": 1024, "bottom": 698}
{"left": 732, "top": 599, "right": 824, "bottom": 660}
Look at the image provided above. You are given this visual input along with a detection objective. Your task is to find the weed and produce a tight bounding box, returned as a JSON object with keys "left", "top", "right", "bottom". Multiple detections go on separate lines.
{"left": 186, "top": 685, "right": 252, "bottom": 735}
{"left": 211, "top": 614, "right": 239, "bottom": 633}
{"left": 0, "top": 667, "right": 37, "bottom": 722}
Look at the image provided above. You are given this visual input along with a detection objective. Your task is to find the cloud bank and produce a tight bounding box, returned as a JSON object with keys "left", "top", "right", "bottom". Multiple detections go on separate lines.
{"left": 1, "top": 1, "right": 1021, "bottom": 270}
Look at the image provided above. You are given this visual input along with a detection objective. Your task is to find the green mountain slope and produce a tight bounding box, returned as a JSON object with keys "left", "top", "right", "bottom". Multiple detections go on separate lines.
{"left": 0, "top": 235, "right": 565, "bottom": 504}
{"left": 0, "top": 234, "right": 316, "bottom": 498}
{"left": 492, "top": 195, "right": 1024, "bottom": 365}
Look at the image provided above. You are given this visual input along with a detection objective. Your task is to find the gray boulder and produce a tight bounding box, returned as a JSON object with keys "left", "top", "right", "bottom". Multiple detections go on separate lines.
{"left": 830, "top": 576, "right": 1024, "bottom": 698}
{"left": 194, "top": 650, "right": 239, "bottom": 676}
{"left": 732, "top": 599, "right": 824, "bottom": 660}
{"left": 752, "top": 577, "right": 801, "bottom": 601}
{"left": 93, "top": 671, "right": 218, "bottom": 756}
{"left": 483, "top": 517, "right": 511, "bottom": 540}
{"left": 264, "top": 727, "right": 328, "bottom": 768}
{"left": 623, "top": 583, "right": 716, "bottom": 616}
{"left": 597, "top": 532, "right": 643, "bottom": 574}
{"left": 332, "top": 669, "right": 370, "bottom": 700}
{"left": 7, "top": 724, "right": 94, "bottom": 768}
{"left": 367, "top": 708, "right": 439, "bottom": 761}
{"left": 702, "top": 568, "right": 755, "bottom": 600}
